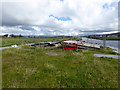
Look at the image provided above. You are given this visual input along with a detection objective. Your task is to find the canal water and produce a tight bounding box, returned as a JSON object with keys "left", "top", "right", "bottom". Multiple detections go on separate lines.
{"left": 93, "top": 54, "right": 119, "bottom": 59}
{"left": 82, "top": 37, "right": 120, "bottom": 54}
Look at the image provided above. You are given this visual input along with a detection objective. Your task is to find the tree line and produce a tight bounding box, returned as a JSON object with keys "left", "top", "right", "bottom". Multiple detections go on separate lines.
{"left": 3, "top": 34, "right": 23, "bottom": 37}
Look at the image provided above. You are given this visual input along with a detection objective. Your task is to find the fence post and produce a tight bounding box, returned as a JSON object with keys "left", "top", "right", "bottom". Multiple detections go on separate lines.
{"left": 39, "top": 36, "right": 40, "bottom": 47}
{"left": 87, "top": 38, "right": 89, "bottom": 43}
{"left": 103, "top": 35, "right": 106, "bottom": 49}
{"left": 19, "top": 40, "right": 20, "bottom": 46}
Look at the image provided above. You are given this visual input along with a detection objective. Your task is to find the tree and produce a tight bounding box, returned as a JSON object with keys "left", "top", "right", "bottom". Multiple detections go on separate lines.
{"left": 3, "top": 34, "right": 8, "bottom": 37}
{"left": 10, "top": 34, "right": 15, "bottom": 37}
{"left": 18, "top": 34, "right": 23, "bottom": 37}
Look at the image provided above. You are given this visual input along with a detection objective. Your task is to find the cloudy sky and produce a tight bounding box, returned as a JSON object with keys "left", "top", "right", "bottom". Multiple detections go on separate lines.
{"left": 0, "top": 0, "right": 119, "bottom": 36}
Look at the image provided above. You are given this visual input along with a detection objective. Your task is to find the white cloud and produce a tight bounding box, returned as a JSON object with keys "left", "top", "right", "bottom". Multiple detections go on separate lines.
{"left": 0, "top": 0, "right": 119, "bottom": 35}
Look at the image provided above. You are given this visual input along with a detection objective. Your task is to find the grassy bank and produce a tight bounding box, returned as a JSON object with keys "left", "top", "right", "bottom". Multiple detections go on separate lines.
{"left": 90, "top": 37, "right": 120, "bottom": 40}
{"left": 2, "top": 46, "right": 118, "bottom": 88}
{"left": 1, "top": 37, "right": 81, "bottom": 47}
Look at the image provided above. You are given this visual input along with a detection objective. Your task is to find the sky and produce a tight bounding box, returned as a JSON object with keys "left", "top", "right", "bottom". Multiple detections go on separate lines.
{"left": 0, "top": 0, "right": 119, "bottom": 36}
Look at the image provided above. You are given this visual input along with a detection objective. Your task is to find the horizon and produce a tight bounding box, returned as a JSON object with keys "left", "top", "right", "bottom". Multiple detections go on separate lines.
{"left": 1, "top": 31, "right": 120, "bottom": 37}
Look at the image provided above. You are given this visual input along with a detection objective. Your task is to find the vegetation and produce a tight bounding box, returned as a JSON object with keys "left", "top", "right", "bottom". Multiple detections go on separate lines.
{"left": 1, "top": 37, "right": 82, "bottom": 47}
{"left": 2, "top": 34, "right": 23, "bottom": 38}
{"left": 2, "top": 46, "right": 118, "bottom": 88}
{"left": 88, "top": 37, "right": 120, "bottom": 40}
{"left": 94, "top": 46, "right": 119, "bottom": 55}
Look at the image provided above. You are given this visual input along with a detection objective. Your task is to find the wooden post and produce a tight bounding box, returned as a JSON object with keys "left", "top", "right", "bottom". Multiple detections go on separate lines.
{"left": 103, "top": 35, "right": 106, "bottom": 49}
{"left": 18, "top": 36, "right": 20, "bottom": 46}
{"left": 86, "top": 37, "right": 88, "bottom": 50}
{"left": 90, "top": 37, "right": 92, "bottom": 50}
{"left": 27, "top": 40, "right": 28, "bottom": 44}
{"left": 87, "top": 38, "right": 89, "bottom": 43}
{"left": 63, "top": 42, "right": 64, "bottom": 50}
{"left": 39, "top": 36, "right": 40, "bottom": 47}
{"left": 91, "top": 38, "right": 92, "bottom": 49}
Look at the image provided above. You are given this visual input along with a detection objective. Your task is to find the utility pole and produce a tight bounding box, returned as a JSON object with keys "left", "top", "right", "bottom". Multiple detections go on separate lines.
{"left": 103, "top": 34, "right": 106, "bottom": 49}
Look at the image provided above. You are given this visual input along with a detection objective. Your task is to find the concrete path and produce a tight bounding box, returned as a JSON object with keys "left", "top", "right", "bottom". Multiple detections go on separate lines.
{"left": 0, "top": 43, "right": 35, "bottom": 50}
{"left": 0, "top": 46, "right": 12, "bottom": 50}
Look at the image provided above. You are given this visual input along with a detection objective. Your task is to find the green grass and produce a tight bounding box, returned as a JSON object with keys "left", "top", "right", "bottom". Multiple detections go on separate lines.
{"left": 90, "top": 37, "right": 120, "bottom": 40}
{"left": 1, "top": 37, "right": 82, "bottom": 47}
{"left": 2, "top": 46, "right": 118, "bottom": 88}
{"left": 94, "top": 46, "right": 119, "bottom": 55}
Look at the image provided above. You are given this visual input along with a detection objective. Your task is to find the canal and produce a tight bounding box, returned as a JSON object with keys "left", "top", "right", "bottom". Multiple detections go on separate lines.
{"left": 82, "top": 37, "right": 120, "bottom": 54}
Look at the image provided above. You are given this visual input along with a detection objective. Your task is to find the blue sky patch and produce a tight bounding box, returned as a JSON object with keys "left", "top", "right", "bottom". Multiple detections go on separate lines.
{"left": 60, "top": 0, "right": 64, "bottom": 2}
{"left": 103, "top": 2, "right": 117, "bottom": 9}
{"left": 103, "top": 3, "right": 109, "bottom": 9}
{"left": 49, "top": 14, "right": 72, "bottom": 21}
{"left": 110, "top": 2, "right": 117, "bottom": 7}
{"left": 56, "top": 0, "right": 64, "bottom": 2}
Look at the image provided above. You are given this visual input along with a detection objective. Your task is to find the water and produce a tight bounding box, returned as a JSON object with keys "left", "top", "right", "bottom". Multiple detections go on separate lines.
{"left": 82, "top": 37, "right": 120, "bottom": 54}
{"left": 94, "top": 54, "right": 119, "bottom": 59}
{"left": 82, "top": 37, "right": 119, "bottom": 48}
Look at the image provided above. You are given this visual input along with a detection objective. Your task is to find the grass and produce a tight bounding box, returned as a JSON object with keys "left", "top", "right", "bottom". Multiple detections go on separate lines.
{"left": 94, "top": 46, "right": 119, "bottom": 55}
{"left": 1, "top": 37, "right": 82, "bottom": 47}
{"left": 2, "top": 46, "right": 118, "bottom": 88}
{"left": 90, "top": 37, "right": 120, "bottom": 40}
